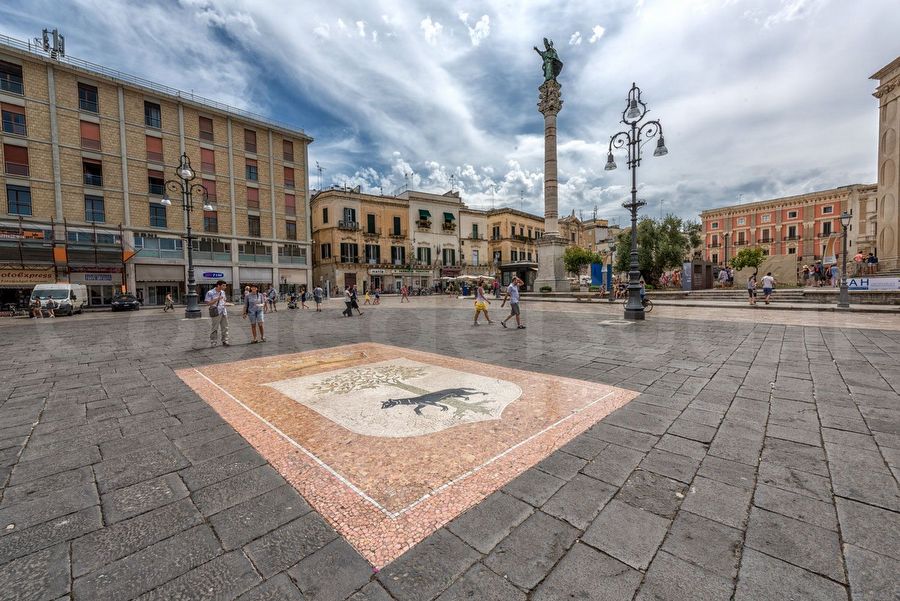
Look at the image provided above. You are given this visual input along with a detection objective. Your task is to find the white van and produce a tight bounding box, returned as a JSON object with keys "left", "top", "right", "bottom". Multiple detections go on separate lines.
{"left": 30, "top": 283, "right": 88, "bottom": 316}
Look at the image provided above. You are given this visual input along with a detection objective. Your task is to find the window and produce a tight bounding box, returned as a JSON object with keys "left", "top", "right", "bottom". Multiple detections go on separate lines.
{"left": 760, "top": 229, "right": 770, "bottom": 243}
{"left": 493, "top": 250, "right": 502, "bottom": 264}
{"left": 442, "top": 248, "right": 456, "bottom": 266}
{"left": 144, "top": 101, "right": 161, "bottom": 128}
{"left": 736, "top": 217, "right": 746, "bottom": 226}
{"left": 822, "top": 222, "right": 832, "bottom": 236}
{"left": 0, "top": 61, "right": 23, "bottom": 95}
{"left": 201, "top": 148, "right": 215, "bottom": 173}
{"left": 248, "top": 215, "right": 261, "bottom": 237}
{"left": 471, "top": 223, "right": 479, "bottom": 238}
{"left": 711, "top": 221, "right": 718, "bottom": 228}
{"left": 788, "top": 210, "right": 798, "bottom": 219}
{"left": 711, "top": 235, "right": 718, "bottom": 246}
{"left": 203, "top": 210, "right": 218, "bottom": 233}
{"left": 391, "top": 245, "right": 405, "bottom": 264}
{"left": 80, "top": 121, "right": 101, "bottom": 150}
{"left": 3, "top": 144, "right": 28, "bottom": 176}
{"left": 472, "top": 249, "right": 479, "bottom": 265}
{"left": 393, "top": 216, "right": 401, "bottom": 236}
{"left": 78, "top": 83, "right": 99, "bottom": 113}
{"left": 283, "top": 167, "right": 295, "bottom": 188}
{"left": 145, "top": 135, "right": 163, "bottom": 163}
{"left": 366, "top": 214, "right": 376, "bottom": 234}
{"left": 279, "top": 244, "right": 306, "bottom": 263}
{"left": 244, "top": 129, "right": 257, "bottom": 153}
{"left": 6, "top": 184, "right": 31, "bottom": 215}
{"left": 788, "top": 247, "right": 797, "bottom": 255}
{"left": 194, "top": 237, "right": 230, "bottom": 254}
{"left": 84, "top": 195, "right": 105, "bottom": 222}
{"left": 202, "top": 178, "right": 216, "bottom": 201}
{"left": 711, "top": 253, "right": 718, "bottom": 264}
{"left": 1, "top": 104, "right": 26, "bottom": 135}
{"left": 285, "top": 221, "right": 297, "bottom": 240}
{"left": 199, "top": 116, "right": 214, "bottom": 142}
{"left": 245, "top": 159, "right": 258, "bottom": 181}
{"left": 340, "top": 243, "right": 359, "bottom": 263}
{"left": 285, "top": 193, "right": 295, "bottom": 216}
{"left": 246, "top": 187, "right": 259, "bottom": 209}
{"left": 321, "top": 243, "right": 331, "bottom": 259}
{"left": 283, "top": 140, "right": 294, "bottom": 162}
{"left": 365, "top": 244, "right": 381, "bottom": 263}
{"left": 737, "top": 232, "right": 746, "bottom": 244}
{"left": 761, "top": 214, "right": 771, "bottom": 223}
{"left": 148, "top": 170, "right": 165, "bottom": 195}
{"left": 149, "top": 204, "right": 167, "bottom": 227}
{"left": 416, "top": 246, "right": 431, "bottom": 264}
{"left": 511, "top": 250, "right": 519, "bottom": 262}
{"left": 342, "top": 207, "right": 357, "bottom": 225}
{"left": 527, "top": 252, "right": 533, "bottom": 261}
{"left": 322, "top": 207, "right": 329, "bottom": 224}
{"left": 787, "top": 225, "right": 797, "bottom": 239}
{"left": 822, "top": 206, "right": 833, "bottom": 215}
{"left": 83, "top": 159, "right": 102, "bottom": 186}
{"left": 239, "top": 241, "right": 270, "bottom": 257}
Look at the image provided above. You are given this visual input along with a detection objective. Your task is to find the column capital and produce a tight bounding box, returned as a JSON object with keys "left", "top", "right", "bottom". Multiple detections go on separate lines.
{"left": 538, "top": 80, "right": 563, "bottom": 115}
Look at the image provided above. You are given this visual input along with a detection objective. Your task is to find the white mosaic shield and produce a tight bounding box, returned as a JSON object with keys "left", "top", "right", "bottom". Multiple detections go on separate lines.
{"left": 264, "top": 358, "right": 522, "bottom": 437}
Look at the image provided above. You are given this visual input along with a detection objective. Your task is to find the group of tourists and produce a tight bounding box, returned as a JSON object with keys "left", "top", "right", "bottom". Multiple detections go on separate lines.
{"left": 746, "top": 272, "right": 777, "bottom": 305}
{"left": 472, "top": 277, "right": 526, "bottom": 329}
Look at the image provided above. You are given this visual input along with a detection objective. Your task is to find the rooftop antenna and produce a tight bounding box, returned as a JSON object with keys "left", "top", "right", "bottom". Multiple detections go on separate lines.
{"left": 36, "top": 28, "right": 65, "bottom": 60}
{"left": 404, "top": 171, "right": 413, "bottom": 193}
{"left": 738, "top": 193, "right": 744, "bottom": 205}
{"left": 593, "top": 204, "right": 598, "bottom": 220}
{"left": 315, "top": 161, "right": 325, "bottom": 190}
{"left": 490, "top": 184, "right": 496, "bottom": 210}
{"left": 449, "top": 174, "right": 456, "bottom": 194}
{"left": 519, "top": 190, "right": 525, "bottom": 211}
{"left": 579, "top": 209, "right": 584, "bottom": 221}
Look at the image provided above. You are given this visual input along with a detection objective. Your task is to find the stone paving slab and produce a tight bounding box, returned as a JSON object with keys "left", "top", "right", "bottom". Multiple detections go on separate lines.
{"left": 0, "top": 302, "right": 898, "bottom": 599}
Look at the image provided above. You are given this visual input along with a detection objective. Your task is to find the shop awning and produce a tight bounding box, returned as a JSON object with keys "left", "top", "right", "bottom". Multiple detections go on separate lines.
{"left": 443, "top": 212, "right": 455, "bottom": 221}
{"left": 418, "top": 209, "right": 431, "bottom": 219}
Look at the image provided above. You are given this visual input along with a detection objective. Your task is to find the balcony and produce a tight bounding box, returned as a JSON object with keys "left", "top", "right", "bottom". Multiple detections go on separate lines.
{"left": 708, "top": 243, "right": 721, "bottom": 248}
{"left": 468, "top": 233, "right": 485, "bottom": 240}
{"left": 79, "top": 98, "right": 99, "bottom": 113}
{"left": 192, "top": 251, "right": 231, "bottom": 262}
{"left": 734, "top": 240, "right": 748, "bottom": 246}
{"left": 389, "top": 230, "right": 406, "bottom": 238}
{"left": 512, "top": 234, "right": 529, "bottom": 242}
{"left": 784, "top": 235, "right": 800, "bottom": 241}
{"left": 279, "top": 255, "right": 307, "bottom": 265}
{"left": 760, "top": 238, "right": 772, "bottom": 244}
{"left": 239, "top": 253, "right": 272, "bottom": 263}
{"left": 84, "top": 173, "right": 103, "bottom": 187}
{"left": 363, "top": 228, "right": 381, "bottom": 237}
{"left": 416, "top": 220, "right": 432, "bottom": 230}
{"left": 0, "top": 77, "right": 24, "bottom": 95}
{"left": 442, "top": 221, "right": 457, "bottom": 232}
{"left": 338, "top": 220, "right": 360, "bottom": 231}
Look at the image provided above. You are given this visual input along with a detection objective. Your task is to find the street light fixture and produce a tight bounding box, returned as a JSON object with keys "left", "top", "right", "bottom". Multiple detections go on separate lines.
{"left": 605, "top": 83, "right": 668, "bottom": 320}
{"left": 162, "top": 153, "right": 212, "bottom": 319}
{"left": 837, "top": 211, "right": 851, "bottom": 309}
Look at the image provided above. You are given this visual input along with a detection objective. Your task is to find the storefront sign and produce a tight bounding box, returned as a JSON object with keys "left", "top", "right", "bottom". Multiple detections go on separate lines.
{"left": 848, "top": 277, "right": 900, "bottom": 291}
{"left": 368, "top": 268, "right": 432, "bottom": 276}
{"left": 0, "top": 267, "right": 55, "bottom": 285}
{"left": 0, "top": 227, "right": 45, "bottom": 240}
{"left": 203, "top": 272, "right": 224, "bottom": 279}
{"left": 84, "top": 273, "right": 113, "bottom": 282}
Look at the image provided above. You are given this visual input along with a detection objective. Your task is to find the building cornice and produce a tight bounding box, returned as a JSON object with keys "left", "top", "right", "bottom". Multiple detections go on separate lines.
{"left": 699, "top": 184, "right": 876, "bottom": 219}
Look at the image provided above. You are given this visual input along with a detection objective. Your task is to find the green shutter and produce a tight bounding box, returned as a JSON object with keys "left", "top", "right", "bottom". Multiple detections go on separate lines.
{"left": 419, "top": 209, "right": 431, "bottom": 219}
{"left": 443, "top": 212, "right": 455, "bottom": 221}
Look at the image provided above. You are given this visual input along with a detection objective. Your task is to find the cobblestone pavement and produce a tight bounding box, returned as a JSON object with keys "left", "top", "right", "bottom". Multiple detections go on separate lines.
{"left": 1, "top": 297, "right": 899, "bottom": 600}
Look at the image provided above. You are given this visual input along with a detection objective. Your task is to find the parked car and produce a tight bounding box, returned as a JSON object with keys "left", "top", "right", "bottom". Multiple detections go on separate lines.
{"left": 30, "top": 283, "right": 88, "bottom": 316}
{"left": 111, "top": 294, "right": 141, "bottom": 311}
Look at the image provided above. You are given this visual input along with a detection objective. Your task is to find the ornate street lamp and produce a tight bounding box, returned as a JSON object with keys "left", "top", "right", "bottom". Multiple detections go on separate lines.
{"left": 837, "top": 211, "right": 851, "bottom": 309}
{"left": 161, "top": 153, "right": 213, "bottom": 318}
{"left": 605, "top": 83, "right": 668, "bottom": 320}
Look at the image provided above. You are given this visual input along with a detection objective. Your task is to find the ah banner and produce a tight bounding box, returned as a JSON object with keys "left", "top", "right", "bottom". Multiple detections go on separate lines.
{"left": 847, "top": 277, "right": 900, "bottom": 291}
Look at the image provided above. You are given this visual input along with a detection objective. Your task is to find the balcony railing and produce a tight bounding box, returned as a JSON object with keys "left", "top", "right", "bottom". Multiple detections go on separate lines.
{"left": 708, "top": 243, "right": 721, "bottom": 248}
{"left": 192, "top": 251, "right": 231, "bottom": 262}
{"left": 442, "top": 221, "right": 457, "bottom": 232}
{"left": 279, "top": 255, "right": 307, "bottom": 265}
{"left": 468, "top": 233, "right": 485, "bottom": 240}
{"left": 389, "top": 230, "right": 406, "bottom": 238}
{"left": 0, "top": 77, "right": 23, "bottom": 95}
{"left": 416, "top": 220, "right": 432, "bottom": 230}
{"left": 148, "top": 182, "right": 165, "bottom": 195}
{"left": 512, "top": 234, "right": 529, "bottom": 242}
{"left": 84, "top": 173, "right": 103, "bottom": 186}
{"left": 734, "top": 240, "right": 748, "bottom": 246}
{"left": 338, "top": 220, "right": 360, "bottom": 231}
{"left": 784, "top": 235, "right": 800, "bottom": 241}
{"left": 363, "top": 228, "right": 381, "bottom": 237}
{"left": 239, "top": 253, "right": 272, "bottom": 263}
{"left": 760, "top": 238, "right": 772, "bottom": 244}
{"left": 79, "top": 98, "right": 98, "bottom": 113}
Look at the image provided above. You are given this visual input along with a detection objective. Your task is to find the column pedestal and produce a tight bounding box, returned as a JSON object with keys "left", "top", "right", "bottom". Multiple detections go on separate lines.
{"left": 533, "top": 235, "right": 570, "bottom": 292}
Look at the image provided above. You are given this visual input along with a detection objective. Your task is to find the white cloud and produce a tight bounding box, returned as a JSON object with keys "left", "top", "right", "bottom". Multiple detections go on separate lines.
{"left": 458, "top": 13, "right": 491, "bottom": 47}
{"left": 355, "top": 20, "right": 366, "bottom": 37}
{"left": 420, "top": 16, "right": 443, "bottom": 45}
{"left": 588, "top": 25, "right": 605, "bottom": 43}
{"left": 313, "top": 23, "right": 330, "bottom": 38}
{"left": 764, "top": 0, "right": 826, "bottom": 28}
{"left": 569, "top": 31, "right": 582, "bottom": 45}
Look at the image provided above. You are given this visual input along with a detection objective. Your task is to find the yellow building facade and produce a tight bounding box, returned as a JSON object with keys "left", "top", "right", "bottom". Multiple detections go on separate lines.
{"left": 0, "top": 34, "right": 311, "bottom": 306}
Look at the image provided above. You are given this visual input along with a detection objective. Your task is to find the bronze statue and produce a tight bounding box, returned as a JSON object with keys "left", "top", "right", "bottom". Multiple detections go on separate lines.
{"left": 534, "top": 38, "right": 563, "bottom": 82}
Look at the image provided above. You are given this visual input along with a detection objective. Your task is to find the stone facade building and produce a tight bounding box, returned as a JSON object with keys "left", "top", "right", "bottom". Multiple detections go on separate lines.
{"left": 872, "top": 57, "right": 900, "bottom": 270}
{"left": 0, "top": 33, "right": 311, "bottom": 306}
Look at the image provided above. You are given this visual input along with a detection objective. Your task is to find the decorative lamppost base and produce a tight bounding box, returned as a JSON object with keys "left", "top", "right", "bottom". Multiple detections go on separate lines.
{"left": 184, "top": 292, "right": 202, "bottom": 319}
{"left": 623, "top": 306, "right": 646, "bottom": 320}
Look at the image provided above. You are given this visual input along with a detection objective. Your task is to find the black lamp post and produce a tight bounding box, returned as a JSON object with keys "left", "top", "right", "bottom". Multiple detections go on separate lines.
{"left": 605, "top": 83, "right": 668, "bottom": 320}
{"left": 837, "top": 211, "right": 851, "bottom": 309}
{"left": 161, "top": 153, "right": 212, "bottom": 319}
{"left": 723, "top": 232, "right": 730, "bottom": 267}
{"left": 607, "top": 243, "right": 617, "bottom": 302}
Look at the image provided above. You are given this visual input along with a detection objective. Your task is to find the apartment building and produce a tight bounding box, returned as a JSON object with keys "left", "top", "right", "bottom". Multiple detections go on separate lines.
{"left": 700, "top": 184, "right": 877, "bottom": 266}
{"left": 0, "top": 32, "right": 311, "bottom": 306}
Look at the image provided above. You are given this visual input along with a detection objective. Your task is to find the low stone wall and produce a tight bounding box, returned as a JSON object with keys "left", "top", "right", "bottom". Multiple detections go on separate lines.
{"left": 802, "top": 290, "right": 900, "bottom": 305}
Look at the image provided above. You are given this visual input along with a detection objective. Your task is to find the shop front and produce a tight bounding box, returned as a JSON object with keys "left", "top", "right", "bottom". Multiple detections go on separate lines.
{"left": 500, "top": 262, "right": 538, "bottom": 291}
{"left": 240, "top": 267, "right": 274, "bottom": 296}
{"left": 70, "top": 268, "right": 124, "bottom": 306}
{"left": 135, "top": 264, "right": 186, "bottom": 306}
{"left": 279, "top": 268, "right": 308, "bottom": 296}
{"left": 0, "top": 266, "right": 56, "bottom": 307}
{"left": 195, "top": 267, "right": 233, "bottom": 301}
{"left": 367, "top": 268, "right": 433, "bottom": 292}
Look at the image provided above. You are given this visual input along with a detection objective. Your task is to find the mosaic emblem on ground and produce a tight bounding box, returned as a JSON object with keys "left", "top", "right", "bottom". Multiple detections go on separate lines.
{"left": 265, "top": 358, "right": 522, "bottom": 437}
{"left": 177, "top": 343, "right": 638, "bottom": 567}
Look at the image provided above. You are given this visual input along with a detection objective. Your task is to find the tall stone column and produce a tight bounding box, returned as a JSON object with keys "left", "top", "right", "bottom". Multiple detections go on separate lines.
{"left": 539, "top": 80, "right": 562, "bottom": 236}
{"left": 872, "top": 58, "right": 900, "bottom": 270}
{"left": 534, "top": 80, "right": 571, "bottom": 292}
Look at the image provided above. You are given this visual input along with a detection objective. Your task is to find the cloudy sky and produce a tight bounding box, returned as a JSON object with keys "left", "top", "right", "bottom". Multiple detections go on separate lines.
{"left": 2, "top": 0, "right": 896, "bottom": 225}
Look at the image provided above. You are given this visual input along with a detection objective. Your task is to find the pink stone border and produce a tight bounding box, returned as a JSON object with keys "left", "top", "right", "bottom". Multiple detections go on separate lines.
{"left": 176, "top": 344, "right": 637, "bottom": 567}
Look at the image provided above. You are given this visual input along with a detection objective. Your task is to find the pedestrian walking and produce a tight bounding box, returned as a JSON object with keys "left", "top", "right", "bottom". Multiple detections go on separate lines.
{"left": 400, "top": 285, "right": 410, "bottom": 303}
{"left": 761, "top": 272, "right": 776, "bottom": 305}
{"left": 830, "top": 264, "right": 839, "bottom": 287}
{"left": 30, "top": 297, "right": 43, "bottom": 319}
{"left": 853, "top": 252, "right": 864, "bottom": 276}
{"left": 313, "top": 285, "right": 323, "bottom": 312}
{"left": 473, "top": 279, "right": 493, "bottom": 326}
{"left": 300, "top": 287, "right": 309, "bottom": 309}
{"left": 717, "top": 267, "right": 728, "bottom": 288}
{"left": 205, "top": 279, "right": 230, "bottom": 347}
{"left": 867, "top": 253, "right": 878, "bottom": 274}
{"left": 374, "top": 288, "right": 381, "bottom": 305}
{"left": 163, "top": 292, "right": 174, "bottom": 312}
{"left": 342, "top": 285, "right": 353, "bottom": 317}
{"left": 350, "top": 285, "right": 363, "bottom": 316}
{"left": 243, "top": 283, "right": 267, "bottom": 343}
{"left": 363, "top": 289, "right": 372, "bottom": 305}
{"left": 500, "top": 276, "right": 525, "bottom": 329}
{"left": 493, "top": 279, "right": 501, "bottom": 299}
{"left": 266, "top": 286, "right": 278, "bottom": 312}
{"left": 747, "top": 274, "right": 757, "bottom": 306}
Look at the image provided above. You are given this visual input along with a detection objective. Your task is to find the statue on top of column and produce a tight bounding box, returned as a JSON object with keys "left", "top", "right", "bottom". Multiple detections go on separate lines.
{"left": 534, "top": 38, "right": 563, "bottom": 82}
